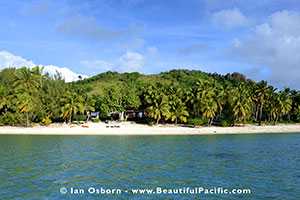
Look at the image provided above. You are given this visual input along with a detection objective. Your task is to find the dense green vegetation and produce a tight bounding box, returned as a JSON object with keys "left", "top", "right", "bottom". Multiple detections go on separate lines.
{"left": 1, "top": 67, "right": 300, "bottom": 127}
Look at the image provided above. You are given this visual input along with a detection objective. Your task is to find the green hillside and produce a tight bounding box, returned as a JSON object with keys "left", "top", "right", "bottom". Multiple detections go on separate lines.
{"left": 1, "top": 67, "right": 300, "bottom": 127}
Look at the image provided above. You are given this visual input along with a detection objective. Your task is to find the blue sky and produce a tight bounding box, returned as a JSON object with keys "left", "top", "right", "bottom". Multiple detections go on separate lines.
{"left": 1, "top": 0, "right": 300, "bottom": 87}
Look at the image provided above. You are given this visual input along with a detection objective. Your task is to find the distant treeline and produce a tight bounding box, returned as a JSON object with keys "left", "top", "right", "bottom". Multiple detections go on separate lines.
{"left": 0, "top": 67, "right": 300, "bottom": 127}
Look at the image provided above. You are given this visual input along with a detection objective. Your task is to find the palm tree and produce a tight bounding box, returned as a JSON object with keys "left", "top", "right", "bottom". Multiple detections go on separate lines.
{"left": 17, "top": 93, "right": 36, "bottom": 127}
{"left": 254, "top": 81, "right": 269, "bottom": 125}
{"left": 229, "top": 84, "right": 253, "bottom": 125}
{"left": 61, "top": 92, "right": 85, "bottom": 123}
{"left": 167, "top": 97, "right": 189, "bottom": 124}
{"left": 215, "top": 84, "right": 226, "bottom": 115}
{"left": 295, "top": 105, "right": 300, "bottom": 121}
{"left": 264, "top": 87, "right": 278, "bottom": 122}
{"left": 182, "top": 87, "right": 195, "bottom": 115}
{"left": 40, "top": 78, "right": 66, "bottom": 121}
{"left": 14, "top": 67, "right": 41, "bottom": 93}
{"left": 146, "top": 94, "right": 170, "bottom": 125}
{"left": 83, "top": 94, "right": 95, "bottom": 122}
{"left": 268, "top": 93, "right": 280, "bottom": 124}
{"left": 202, "top": 98, "right": 218, "bottom": 126}
{"left": 277, "top": 90, "right": 292, "bottom": 121}
{"left": 193, "top": 79, "right": 224, "bottom": 125}
{"left": 0, "top": 84, "right": 10, "bottom": 113}
{"left": 143, "top": 85, "right": 158, "bottom": 105}
{"left": 12, "top": 67, "right": 45, "bottom": 126}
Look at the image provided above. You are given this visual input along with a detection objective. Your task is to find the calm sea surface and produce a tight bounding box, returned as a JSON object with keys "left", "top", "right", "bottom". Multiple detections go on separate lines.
{"left": 0, "top": 133, "right": 300, "bottom": 200}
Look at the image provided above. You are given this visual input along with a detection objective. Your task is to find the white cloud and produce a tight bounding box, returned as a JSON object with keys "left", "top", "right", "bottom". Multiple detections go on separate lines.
{"left": 119, "top": 51, "right": 144, "bottom": 71}
{"left": 231, "top": 10, "right": 300, "bottom": 88}
{"left": 212, "top": 8, "right": 249, "bottom": 29}
{"left": 0, "top": 51, "right": 35, "bottom": 67}
{"left": 0, "top": 50, "right": 86, "bottom": 82}
{"left": 81, "top": 51, "right": 145, "bottom": 73}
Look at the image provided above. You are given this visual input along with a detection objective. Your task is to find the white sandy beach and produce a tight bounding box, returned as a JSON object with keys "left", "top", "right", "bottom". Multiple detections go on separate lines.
{"left": 0, "top": 122, "right": 299, "bottom": 135}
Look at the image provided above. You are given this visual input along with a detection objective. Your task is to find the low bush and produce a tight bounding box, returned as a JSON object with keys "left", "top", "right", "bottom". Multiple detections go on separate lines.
{"left": 73, "top": 114, "right": 86, "bottom": 122}
{"left": 92, "top": 118, "right": 100, "bottom": 123}
{"left": 187, "top": 117, "right": 208, "bottom": 126}
{"left": 220, "top": 119, "right": 232, "bottom": 127}
{"left": 41, "top": 116, "right": 52, "bottom": 126}
{"left": 0, "top": 112, "right": 27, "bottom": 126}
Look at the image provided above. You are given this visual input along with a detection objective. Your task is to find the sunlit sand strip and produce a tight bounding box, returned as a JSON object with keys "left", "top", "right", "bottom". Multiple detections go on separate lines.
{"left": 0, "top": 122, "right": 299, "bottom": 135}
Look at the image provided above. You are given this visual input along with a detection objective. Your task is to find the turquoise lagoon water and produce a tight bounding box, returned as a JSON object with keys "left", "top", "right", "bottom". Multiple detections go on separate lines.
{"left": 0, "top": 133, "right": 300, "bottom": 200}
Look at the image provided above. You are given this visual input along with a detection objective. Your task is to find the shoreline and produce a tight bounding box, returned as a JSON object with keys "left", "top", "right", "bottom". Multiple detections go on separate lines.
{"left": 0, "top": 122, "right": 299, "bottom": 135}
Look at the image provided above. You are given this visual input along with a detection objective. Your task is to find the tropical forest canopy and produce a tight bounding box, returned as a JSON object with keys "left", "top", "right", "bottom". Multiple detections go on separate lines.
{"left": 1, "top": 67, "right": 300, "bottom": 127}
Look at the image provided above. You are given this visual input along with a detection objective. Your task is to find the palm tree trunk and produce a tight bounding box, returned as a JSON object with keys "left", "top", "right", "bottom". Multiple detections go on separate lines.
{"left": 259, "top": 104, "right": 263, "bottom": 125}
{"left": 208, "top": 118, "right": 213, "bottom": 126}
{"left": 26, "top": 112, "right": 29, "bottom": 127}
{"left": 255, "top": 105, "right": 259, "bottom": 121}
{"left": 69, "top": 113, "right": 72, "bottom": 124}
{"left": 156, "top": 116, "right": 160, "bottom": 125}
{"left": 86, "top": 111, "right": 90, "bottom": 122}
{"left": 274, "top": 116, "right": 278, "bottom": 125}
